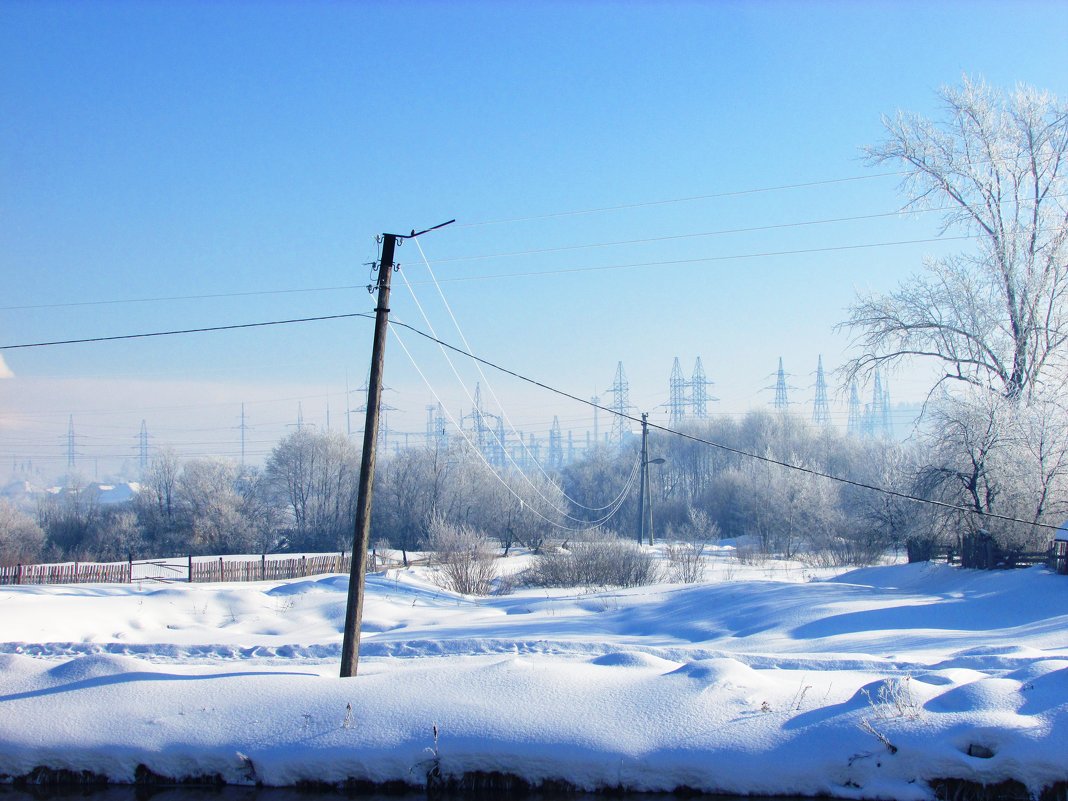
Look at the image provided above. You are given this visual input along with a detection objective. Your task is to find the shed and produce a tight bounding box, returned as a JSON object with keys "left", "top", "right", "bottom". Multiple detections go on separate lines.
{"left": 1051, "top": 521, "right": 1068, "bottom": 573}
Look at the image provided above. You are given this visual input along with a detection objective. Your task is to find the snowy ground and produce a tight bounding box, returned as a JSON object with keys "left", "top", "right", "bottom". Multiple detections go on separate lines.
{"left": 1, "top": 550, "right": 1067, "bottom": 799}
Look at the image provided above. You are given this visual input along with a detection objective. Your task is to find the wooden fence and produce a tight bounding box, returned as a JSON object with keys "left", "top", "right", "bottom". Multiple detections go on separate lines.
{"left": 0, "top": 551, "right": 389, "bottom": 587}
{"left": 188, "top": 553, "right": 352, "bottom": 583}
{"left": 0, "top": 561, "right": 132, "bottom": 586}
{"left": 938, "top": 539, "right": 1060, "bottom": 571}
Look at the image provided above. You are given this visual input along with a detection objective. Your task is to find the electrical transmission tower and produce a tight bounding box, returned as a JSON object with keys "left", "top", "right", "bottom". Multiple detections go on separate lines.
{"left": 356, "top": 377, "right": 397, "bottom": 452}
{"left": 236, "top": 404, "right": 250, "bottom": 467}
{"left": 527, "top": 431, "right": 541, "bottom": 465}
{"left": 669, "top": 356, "right": 717, "bottom": 425}
{"left": 67, "top": 415, "right": 76, "bottom": 471}
{"left": 812, "top": 355, "right": 831, "bottom": 426}
{"left": 548, "top": 416, "right": 563, "bottom": 469}
{"left": 882, "top": 382, "right": 893, "bottom": 439}
{"left": 464, "top": 383, "right": 489, "bottom": 457}
{"left": 862, "top": 370, "right": 893, "bottom": 439}
{"left": 425, "top": 403, "right": 447, "bottom": 450}
{"left": 138, "top": 420, "right": 149, "bottom": 473}
{"left": 690, "top": 357, "right": 717, "bottom": 419}
{"left": 591, "top": 395, "right": 601, "bottom": 446}
{"left": 668, "top": 357, "right": 687, "bottom": 426}
{"left": 462, "top": 383, "right": 506, "bottom": 467}
{"left": 864, "top": 370, "right": 885, "bottom": 438}
{"left": 771, "top": 357, "right": 792, "bottom": 412}
{"left": 847, "top": 380, "right": 862, "bottom": 436}
{"left": 605, "top": 362, "right": 634, "bottom": 446}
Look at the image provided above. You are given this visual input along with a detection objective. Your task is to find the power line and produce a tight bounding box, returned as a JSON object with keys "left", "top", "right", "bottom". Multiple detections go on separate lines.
{"left": 416, "top": 235, "right": 977, "bottom": 283}
{"left": 457, "top": 171, "right": 906, "bottom": 227}
{"left": 433, "top": 208, "right": 947, "bottom": 264}
{"left": 3, "top": 201, "right": 996, "bottom": 313}
{"left": 0, "top": 285, "right": 370, "bottom": 312}
{"left": 0, "top": 312, "right": 375, "bottom": 350}
{"left": 390, "top": 322, "right": 639, "bottom": 532}
{"left": 410, "top": 236, "right": 626, "bottom": 514}
{"left": 1, "top": 234, "right": 976, "bottom": 351}
{"left": 4, "top": 285, "right": 1058, "bottom": 532}
{"left": 386, "top": 319, "right": 1064, "bottom": 534}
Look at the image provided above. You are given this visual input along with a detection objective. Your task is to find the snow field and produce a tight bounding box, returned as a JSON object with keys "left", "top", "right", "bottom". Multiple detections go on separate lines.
{"left": 1, "top": 555, "right": 1068, "bottom": 798}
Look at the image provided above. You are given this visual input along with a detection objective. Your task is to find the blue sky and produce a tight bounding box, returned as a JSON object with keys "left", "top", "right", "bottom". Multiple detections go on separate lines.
{"left": 3, "top": 1, "right": 1068, "bottom": 480}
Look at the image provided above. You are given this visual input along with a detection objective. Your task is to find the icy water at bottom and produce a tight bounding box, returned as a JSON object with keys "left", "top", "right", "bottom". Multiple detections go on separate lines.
{"left": 0, "top": 786, "right": 811, "bottom": 801}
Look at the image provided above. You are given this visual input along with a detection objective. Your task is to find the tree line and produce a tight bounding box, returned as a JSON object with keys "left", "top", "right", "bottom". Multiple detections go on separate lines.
{"left": 2, "top": 398, "right": 1061, "bottom": 569}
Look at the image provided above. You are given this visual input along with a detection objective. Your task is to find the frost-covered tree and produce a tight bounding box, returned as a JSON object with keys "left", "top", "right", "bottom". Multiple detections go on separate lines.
{"left": 843, "top": 77, "right": 1068, "bottom": 401}
{"left": 841, "top": 78, "right": 1068, "bottom": 558}
{"left": 0, "top": 500, "right": 45, "bottom": 566}
{"left": 264, "top": 429, "right": 359, "bottom": 551}
{"left": 176, "top": 458, "right": 257, "bottom": 554}
{"left": 136, "top": 448, "right": 183, "bottom": 552}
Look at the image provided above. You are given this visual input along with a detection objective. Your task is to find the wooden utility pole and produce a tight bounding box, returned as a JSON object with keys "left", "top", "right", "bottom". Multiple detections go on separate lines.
{"left": 340, "top": 233, "right": 395, "bottom": 678}
{"left": 637, "top": 412, "right": 649, "bottom": 546}
{"left": 636, "top": 412, "right": 663, "bottom": 547}
{"left": 340, "top": 220, "right": 453, "bottom": 678}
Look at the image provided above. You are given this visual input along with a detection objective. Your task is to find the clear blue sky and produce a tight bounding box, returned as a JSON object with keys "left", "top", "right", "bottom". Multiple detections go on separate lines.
{"left": 3, "top": 0, "right": 1068, "bottom": 481}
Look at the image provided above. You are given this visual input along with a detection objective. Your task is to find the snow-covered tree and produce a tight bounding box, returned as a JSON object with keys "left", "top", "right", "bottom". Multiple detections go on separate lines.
{"left": 843, "top": 77, "right": 1068, "bottom": 402}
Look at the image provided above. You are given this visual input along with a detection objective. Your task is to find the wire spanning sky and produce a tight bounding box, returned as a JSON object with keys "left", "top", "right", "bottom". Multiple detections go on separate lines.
{"left": 2, "top": 1, "right": 1068, "bottom": 482}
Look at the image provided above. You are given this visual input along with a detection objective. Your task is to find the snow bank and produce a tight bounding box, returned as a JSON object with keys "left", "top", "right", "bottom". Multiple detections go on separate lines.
{"left": 1, "top": 560, "right": 1067, "bottom": 798}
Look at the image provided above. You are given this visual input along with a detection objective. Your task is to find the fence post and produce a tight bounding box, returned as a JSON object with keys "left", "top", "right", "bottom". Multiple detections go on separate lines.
{"left": 218, "top": 557, "right": 224, "bottom": 582}
{"left": 15, "top": 563, "right": 22, "bottom": 586}
{"left": 188, "top": 554, "right": 193, "bottom": 583}
{"left": 128, "top": 553, "right": 133, "bottom": 583}
{"left": 261, "top": 553, "right": 266, "bottom": 581}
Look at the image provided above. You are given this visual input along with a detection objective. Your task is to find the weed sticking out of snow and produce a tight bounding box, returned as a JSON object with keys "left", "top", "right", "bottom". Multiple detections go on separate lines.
{"left": 791, "top": 677, "right": 814, "bottom": 711}
{"left": 412, "top": 723, "right": 442, "bottom": 792}
{"left": 858, "top": 676, "right": 920, "bottom": 755}
{"left": 342, "top": 702, "right": 354, "bottom": 730}
{"left": 863, "top": 676, "right": 920, "bottom": 721}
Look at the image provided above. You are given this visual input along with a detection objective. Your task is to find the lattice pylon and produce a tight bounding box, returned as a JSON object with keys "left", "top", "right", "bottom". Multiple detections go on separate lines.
{"left": 773, "top": 357, "right": 789, "bottom": 412}
{"left": 847, "top": 380, "right": 862, "bottom": 436}
{"left": 606, "top": 361, "right": 634, "bottom": 446}
{"left": 548, "top": 415, "right": 563, "bottom": 469}
{"left": 812, "top": 355, "right": 830, "bottom": 426}
{"left": 668, "top": 357, "right": 687, "bottom": 427}
{"left": 690, "top": 356, "right": 717, "bottom": 419}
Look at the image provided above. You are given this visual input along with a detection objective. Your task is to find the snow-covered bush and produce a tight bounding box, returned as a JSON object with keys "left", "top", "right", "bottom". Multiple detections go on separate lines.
{"left": 665, "top": 543, "right": 706, "bottom": 583}
{"left": 665, "top": 509, "right": 717, "bottom": 583}
{"left": 427, "top": 516, "right": 498, "bottom": 596}
{"left": 524, "top": 537, "right": 660, "bottom": 588}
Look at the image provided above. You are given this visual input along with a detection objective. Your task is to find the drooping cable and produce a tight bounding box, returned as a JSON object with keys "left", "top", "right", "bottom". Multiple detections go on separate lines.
{"left": 456, "top": 171, "right": 907, "bottom": 227}
{"left": 393, "top": 267, "right": 629, "bottom": 523}
{"left": 389, "top": 322, "right": 639, "bottom": 532}
{"left": 412, "top": 237, "right": 631, "bottom": 513}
